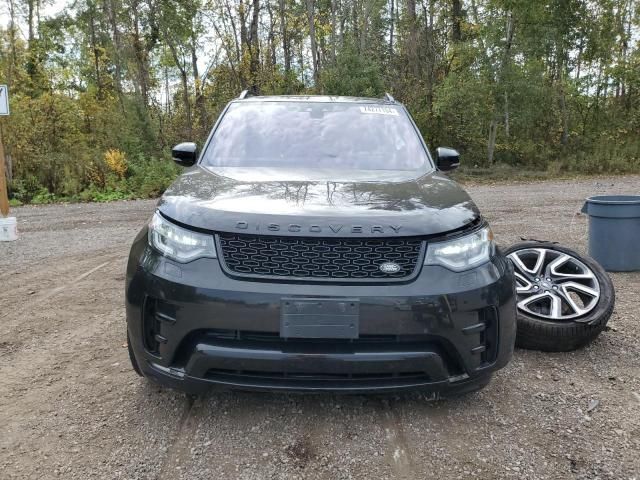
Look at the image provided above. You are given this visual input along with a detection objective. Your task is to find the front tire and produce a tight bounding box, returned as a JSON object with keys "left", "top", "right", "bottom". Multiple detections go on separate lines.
{"left": 504, "top": 242, "right": 615, "bottom": 352}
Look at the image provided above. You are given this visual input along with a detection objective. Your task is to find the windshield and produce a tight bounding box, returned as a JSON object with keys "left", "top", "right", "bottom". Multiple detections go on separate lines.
{"left": 201, "top": 101, "right": 430, "bottom": 171}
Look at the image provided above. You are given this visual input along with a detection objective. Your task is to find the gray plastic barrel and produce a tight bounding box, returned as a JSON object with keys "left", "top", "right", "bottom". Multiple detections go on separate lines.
{"left": 581, "top": 195, "right": 640, "bottom": 272}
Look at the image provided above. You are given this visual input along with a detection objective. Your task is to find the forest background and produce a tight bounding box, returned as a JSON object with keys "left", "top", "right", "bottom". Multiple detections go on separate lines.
{"left": 1, "top": 0, "right": 638, "bottom": 204}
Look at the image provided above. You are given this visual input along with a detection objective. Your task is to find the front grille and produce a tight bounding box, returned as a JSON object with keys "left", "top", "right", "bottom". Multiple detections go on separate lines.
{"left": 202, "top": 368, "right": 437, "bottom": 391}
{"left": 217, "top": 233, "right": 424, "bottom": 281}
{"left": 206, "top": 369, "right": 429, "bottom": 382}
{"left": 170, "top": 329, "right": 466, "bottom": 387}
{"left": 203, "top": 329, "right": 437, "bottom": 345}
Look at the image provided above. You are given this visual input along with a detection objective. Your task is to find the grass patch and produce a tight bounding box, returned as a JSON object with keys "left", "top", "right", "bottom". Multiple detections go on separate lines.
{"left": 451, "top": 164, "right": 639, "bottom": 185}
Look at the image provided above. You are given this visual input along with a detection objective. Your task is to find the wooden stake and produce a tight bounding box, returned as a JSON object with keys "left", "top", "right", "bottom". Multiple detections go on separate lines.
{"left": 0, "top": 127, "right": 9, "bottom": 217}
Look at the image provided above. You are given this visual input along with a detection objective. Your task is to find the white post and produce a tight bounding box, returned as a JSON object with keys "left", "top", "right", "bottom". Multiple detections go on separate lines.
{"left": 0, "top": 84, "right": 17, "bottom": 241}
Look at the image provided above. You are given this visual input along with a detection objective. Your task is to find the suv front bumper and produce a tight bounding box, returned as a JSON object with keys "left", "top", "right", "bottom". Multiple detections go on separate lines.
{"left": 126, "top": 231, "right": 516, "bottom": 395}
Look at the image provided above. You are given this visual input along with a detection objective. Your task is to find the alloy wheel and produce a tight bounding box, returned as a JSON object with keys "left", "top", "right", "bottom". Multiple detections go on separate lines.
{"left": 507, "top": 247, "right": 600, "bottom": 320}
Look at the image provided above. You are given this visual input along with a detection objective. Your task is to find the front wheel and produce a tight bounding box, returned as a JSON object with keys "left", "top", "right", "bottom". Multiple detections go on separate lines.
{"left": 504, "top": 242, "right": 615, "bottom": 352}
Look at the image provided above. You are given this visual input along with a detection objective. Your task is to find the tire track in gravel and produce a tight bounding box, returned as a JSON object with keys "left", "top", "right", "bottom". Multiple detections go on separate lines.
{"left": 0, "top": 253, "right": 124, "bottom": 367}
{"left": 0, "top": 260, "right": 125, "bottom": 394}
{"left": 157, "top": 394, "right": 199, "bottom": 480}
{"left": 0, "top": 242, "right": 185, "bottom": 479}
{"left": 0, "top": 248, "right": 124, "bottom": 322}
{"left": 0, "top": 249, "right": 123, "bottom": 315}
{"left": 379, "top": 398, "right": 416, "bottom": 479}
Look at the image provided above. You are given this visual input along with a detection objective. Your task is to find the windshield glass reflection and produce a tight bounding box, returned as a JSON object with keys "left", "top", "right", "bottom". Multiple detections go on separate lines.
{"left": 201, "top": 102, "right": 429, "bottom": 171}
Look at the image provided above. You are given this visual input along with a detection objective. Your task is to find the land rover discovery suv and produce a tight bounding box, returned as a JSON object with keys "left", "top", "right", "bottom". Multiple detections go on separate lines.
{"left": 125, "top": 92, "right": 516, "bottom": 395}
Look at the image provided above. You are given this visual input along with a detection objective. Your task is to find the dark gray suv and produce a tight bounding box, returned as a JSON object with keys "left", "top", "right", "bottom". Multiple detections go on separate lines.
{"left": 125, "top": 93, "right": 516, "bottom": 395}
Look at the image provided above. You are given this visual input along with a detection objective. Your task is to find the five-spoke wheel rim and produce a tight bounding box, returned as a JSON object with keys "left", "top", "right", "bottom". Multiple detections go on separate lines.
{"left": 507, "top": 248, "right": 600, "bottom": 320}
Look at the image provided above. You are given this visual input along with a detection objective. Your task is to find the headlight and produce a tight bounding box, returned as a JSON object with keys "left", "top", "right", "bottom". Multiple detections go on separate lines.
{"left": 424, "top": 226, "right": 495, "bottom": 271}
{"left": 148, "top": 212, "right": 216, "bottom": 263}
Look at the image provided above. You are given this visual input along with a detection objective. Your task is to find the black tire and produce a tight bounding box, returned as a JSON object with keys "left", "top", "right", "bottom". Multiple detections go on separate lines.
{"left": 504, "top": 241, "right": 615, "bottom": 352}
{"left": 127, "top": 331, "right": 143, "bottom": 376}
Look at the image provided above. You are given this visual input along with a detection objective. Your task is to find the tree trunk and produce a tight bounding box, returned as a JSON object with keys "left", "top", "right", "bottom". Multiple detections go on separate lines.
{"left": 360, "top": 0, "right": 373, "bottom": 54}
{"left": 6, "top": 0, "right": 18, "bottom": 84}
{"left": 279, "top": 0, "right": 291, "bottom": 75}
{"left": 452, "top": 0, "right": 462, "bottom": 42}
{"left": 498, "top": 11, "right": 514, "bottom": 144}
{"left": 246, "top": 0, "right": 260, "bottom": 91}
{"left": 239, "top": 0, "right": 249, "bottom": 87}
{"left": 306, "top": 0, "right": 320, "bottom": 88}
{"left": 299, "top": 40, "right": 306, "bottom": 85}
{"left": 164, "top": 57, "right": 170, "bottom": 116}
{"left": 339, "top": 5, "right": 345, "bottom": 50}
{"left": 266, "top": 0, "right": 277, "bottom": 66}
{"left": 239, "top": 0, "right": 248, "bottom": 49}
{"left": 331, "top": 0, "right": 337, "bottom": 63}
{"left": 504, "top": 92, "right": 509, "bottom": 138}
{"left": 621, "top": 3, "right": 631, "bottom": 104}
{"left": 132, "top": 3, "right": 150, "bottom": 107}
{"left": 558, "top": 79, "right": 569, "bottom": 145}
{"left": 179, "top": 68, "right": 192, "bottom": 138}
{"left": 106, "top": 0, "right": 123, "bottom": 96}
{"left": 389, "top": 0, "right": 394, "bottom": 58}
{"left": 425, "top": 0, "right": 435, "bottom": 113}
{"left": 26, "top": 0, "right": 40, "bottom": 86}
{"left": 556, "top": 47, "right": 568, "bottom": 145}
{"left": 191, "top": 23, "right": 207, "bottom": 130}
{"left": 168, "top": 43, "right": 192, "bottom": 138}
{"left": 88, "top": 7, "right": 103, "bottom": 99}
{"left": 576, "top": 43, "right": 583, "bottom": 80}
{"left": 487, "top": 120, "right": 498, "bottom": 165}
{"left": 222, "top": 0, "right": 241, "bottom": 64}
{"left": 405, "top": 0, "right": 418, "bottom": 77}
{"left": 501, "top": 12, "right": 514, "bottom": 71}
{"left": 27, "top": 0, "right": 36, "bottom": 47}
{"left": 191, "top": 37, "right": 199, "bottom": 88}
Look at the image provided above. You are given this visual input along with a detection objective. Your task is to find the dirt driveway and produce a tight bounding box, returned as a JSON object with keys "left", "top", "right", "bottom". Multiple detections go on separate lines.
{"left": 1, "top": 176, "right": 639, "bottom": 479}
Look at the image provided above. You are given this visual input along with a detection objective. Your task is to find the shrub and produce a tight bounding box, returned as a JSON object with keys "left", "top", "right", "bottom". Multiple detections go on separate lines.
{"left": 10, "top": 176, "right": 43, "bottom": 203}
{"left": 30, "top": 188, "right": 57, "bottom": 204}
{"left": 127, "top": 157, "right": 179, "bottom": 198}
{"left": 104, "top": 149, "right": 128, "bottom": 179}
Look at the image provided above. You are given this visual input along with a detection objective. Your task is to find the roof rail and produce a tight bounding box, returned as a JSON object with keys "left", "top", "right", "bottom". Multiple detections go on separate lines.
{"left": 384, "top": 92, "right": 395, "bottom": 102}
{"left": 238, "top": 88, "right": 260, "bottom": 99}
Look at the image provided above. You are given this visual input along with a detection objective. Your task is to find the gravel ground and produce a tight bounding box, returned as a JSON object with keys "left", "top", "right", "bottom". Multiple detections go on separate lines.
{"left": 1, "top": 175, "right": 639, "bottom": 480}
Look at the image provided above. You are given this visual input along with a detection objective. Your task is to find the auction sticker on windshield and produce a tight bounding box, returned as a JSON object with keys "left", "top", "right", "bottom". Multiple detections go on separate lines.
{"left": 359, "top": 105, "right": 399, "bottom": 116}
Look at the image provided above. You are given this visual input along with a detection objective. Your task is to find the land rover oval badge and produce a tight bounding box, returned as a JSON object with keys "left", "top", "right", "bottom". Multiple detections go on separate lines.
{"left": 379, "top": 262, "right": 401, "bottom": 274}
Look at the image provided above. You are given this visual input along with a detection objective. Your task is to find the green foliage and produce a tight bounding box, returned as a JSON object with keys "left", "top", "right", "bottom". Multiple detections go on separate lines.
{"left": 10, "top": 176, "right": 43, "bottom": 204}
{"left": 125, "top": 157, "right": 181, "bottom": 199}
{"left": 429, "top": 71, "right": 493, "bottom": 163}
{"left": 0, "top": 0, "right": 638, "bottom": 206}
{"left": 321, "top": 46, "right": 385, "bottom": 97}
{"left": 76, "top": 186, "right": 132, "bottom": 203}
{"left": 30, "top": 188, "right": 57, "bottom": 205}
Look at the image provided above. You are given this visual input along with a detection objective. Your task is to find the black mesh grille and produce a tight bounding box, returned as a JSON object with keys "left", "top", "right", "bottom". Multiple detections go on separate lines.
{"left": 217, "top": 233, "right": 424, "bottom": 281}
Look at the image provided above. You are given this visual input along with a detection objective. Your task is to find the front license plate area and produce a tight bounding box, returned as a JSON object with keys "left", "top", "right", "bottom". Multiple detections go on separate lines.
{"left": 280, "top": 298, "right": 360, "bottom": 339}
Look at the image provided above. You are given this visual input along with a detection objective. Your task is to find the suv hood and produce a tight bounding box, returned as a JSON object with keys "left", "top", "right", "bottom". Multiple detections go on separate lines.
{"left": 158, "top": 166, "right": 480, "bottom": 237}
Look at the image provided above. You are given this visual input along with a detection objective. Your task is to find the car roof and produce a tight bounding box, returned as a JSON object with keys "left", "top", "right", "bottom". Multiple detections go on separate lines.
{"left": 232, "top": 95, "right": 398, "bottom": 105}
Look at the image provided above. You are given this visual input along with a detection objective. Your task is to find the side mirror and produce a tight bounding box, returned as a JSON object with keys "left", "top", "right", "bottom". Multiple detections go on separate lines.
{"left": 172, "top": 142, "right": 198, "bottom": 166}
{"left": 435, "top": 147, "right": 460, "bottom": 172}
